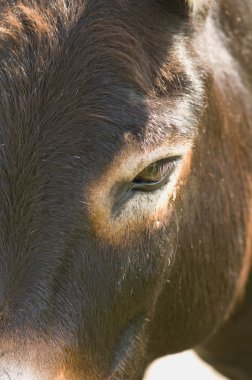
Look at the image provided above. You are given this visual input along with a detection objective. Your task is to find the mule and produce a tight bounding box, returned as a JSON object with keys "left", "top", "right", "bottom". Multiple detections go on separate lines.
{"left": 0, "top": 0, "right": 251, "bottom": 379}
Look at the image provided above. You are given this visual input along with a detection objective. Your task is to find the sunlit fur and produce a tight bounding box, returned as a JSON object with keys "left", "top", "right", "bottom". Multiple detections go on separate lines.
{"left": 187, "top": 0, "right": 210, "bottom": 13}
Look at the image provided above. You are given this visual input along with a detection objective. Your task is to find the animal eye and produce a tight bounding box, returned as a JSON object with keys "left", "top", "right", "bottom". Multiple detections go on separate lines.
{"left": 132, "top": 156, "right": 181, "bottom": 192}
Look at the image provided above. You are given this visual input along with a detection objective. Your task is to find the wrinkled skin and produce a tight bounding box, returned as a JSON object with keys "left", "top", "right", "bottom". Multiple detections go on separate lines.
{"left": 0, "top": 0, "right": 251, "bottom": 379}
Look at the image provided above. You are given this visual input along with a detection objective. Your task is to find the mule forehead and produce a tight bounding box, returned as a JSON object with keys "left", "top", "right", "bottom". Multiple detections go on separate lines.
{"left": 0, "top": 0, "right": 197, "bottom": 127}
{"left": 0, "top": 0, "right": 200, "bottom": 194}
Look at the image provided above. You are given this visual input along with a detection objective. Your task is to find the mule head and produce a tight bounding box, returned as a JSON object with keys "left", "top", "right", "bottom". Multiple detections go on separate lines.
{"left": 0, "top": 1, "right": 249, "bottom": 379}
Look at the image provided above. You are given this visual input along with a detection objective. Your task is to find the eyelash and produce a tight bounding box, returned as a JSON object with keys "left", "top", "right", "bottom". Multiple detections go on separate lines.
{"left": 132, "top": 156, "right": 181, "bottom": 192}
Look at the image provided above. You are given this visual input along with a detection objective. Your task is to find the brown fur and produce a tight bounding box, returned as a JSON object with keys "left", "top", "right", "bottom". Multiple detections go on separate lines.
{"left": 0, "top": 1, "right": 251, "bottom": 379}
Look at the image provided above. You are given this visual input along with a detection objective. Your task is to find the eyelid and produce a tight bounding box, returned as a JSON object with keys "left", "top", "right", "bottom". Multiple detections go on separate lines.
{"left": 132, "top": 156, "right": 182, "bottom": 192}
{"left": 126, "top": 145, "right": 190, "bottom": 181}
{"left": 132, "top": 176, "right": 168, "bottom": 192}
{"left": 134, "top": 156, "right": 179, "bottom": 181}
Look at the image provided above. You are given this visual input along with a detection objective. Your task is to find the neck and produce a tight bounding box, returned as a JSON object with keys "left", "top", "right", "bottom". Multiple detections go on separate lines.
{"left": 196, "top": 272, "right": 252, "bottom": 380}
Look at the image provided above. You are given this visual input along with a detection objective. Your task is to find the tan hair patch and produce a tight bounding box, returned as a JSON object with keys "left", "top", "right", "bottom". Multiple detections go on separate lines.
{"left": 187, "top": 0, "right": 210, "bottom": 13}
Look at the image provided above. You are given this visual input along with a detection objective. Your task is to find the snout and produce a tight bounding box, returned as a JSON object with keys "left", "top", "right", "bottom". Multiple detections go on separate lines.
{"left": 0, "top": 268, "right": 151, "bottom": 380}
{"left": 0, "top": 324, "right": 147, "bottom": 380}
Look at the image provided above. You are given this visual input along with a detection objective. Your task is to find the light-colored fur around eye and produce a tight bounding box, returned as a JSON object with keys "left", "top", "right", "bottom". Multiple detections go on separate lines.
{"left": 187, "top": 0, "right": 209, "bottom": 13}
